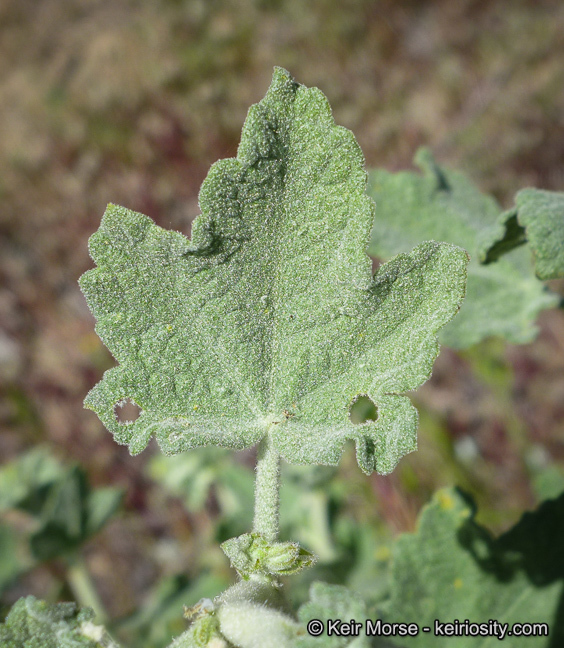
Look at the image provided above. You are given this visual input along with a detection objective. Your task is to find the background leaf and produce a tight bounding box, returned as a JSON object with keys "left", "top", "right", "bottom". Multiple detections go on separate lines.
{"left": 480, "top": 189, "right": 564, "bottom": 280}
{"left": 297, "top": 582, "right": 372, "bottom": 648}
{"left": 368, "top": 149, "right": 558, "bottom": 349}
{"left": 0, "top": 525, "right": 24, "bottom": 593}
{"left": 0, "top": 596, "right": 119, "bottom": 648}
{"left": 383, "top": 488, "right": 564, "bottom": 647}
{"left": 0, "top": 447, "right": 66, "bottom": 515}
{"left": 0, "top": 449, "right": 122, "bottom": 571}
{"left": 28, "top": 465, "right": 123, "bottom": 562}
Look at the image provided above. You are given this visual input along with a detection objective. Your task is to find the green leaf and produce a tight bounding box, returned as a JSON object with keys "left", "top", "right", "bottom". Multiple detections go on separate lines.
{"left": 480, "top": 189, "right": 564, "bottom": 280}
{"left": 476, "top": 208, "right": 526, "bottom": 264}
{"left": 297, "top": 582, "right": 373, "bottom": 648}
{"left": 150, "top": 452, "right": 341, "bottom": 555}
{"left": 0, "top": 449, "right": 122, "bottom": 564}
{"left": 29, "top": 466, "right": 89, "bottom": 560}
{"left": 119, "top": 573, "right": 229, "bottom": 648}
{"left": 29, "top": 466, "right": 123, "bottom": 561}
{"left": 80, "top": 68, "right": 467, "bottom": 474}
{"left": 0, "top": 524, "right": 25, "bottom": 592}
{"left": 0, "top": 596, "right": 120, "bottom": 648}
{"left": 0, "top": 447, "right": 65, "bottom": 514}
{"left": 85, "top": 486, "right": 124, "bottom": 538}
{"left": 149, "top": 449, "right": 255, "bottom": 529}
{"left": 383, "top": 488, "right": 564, "bottom": 646}
{"left": 279, "top": 465, "right": 340, "bottom": 564}
{"left": 531, "top": 465, "right": 564, "bottom": 502}
{"left": 216, "top": 579, "right": 302, "bottom": 648}
{"left": 368, "top": 148, "right": 558, "bottom": 349}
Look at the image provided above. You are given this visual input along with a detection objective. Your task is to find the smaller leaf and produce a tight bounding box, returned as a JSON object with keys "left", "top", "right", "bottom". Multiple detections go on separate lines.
{"left": 180, "top": 599, "right": 222, "bottom": 648}
{"left": 85, "top": 487, "right": 124, "bottom": 538}
{"left": 28, "top": 466, "right": 122, "bottom": 562}
{"left": 297, "top": 582, "right": 373, "bottom": 648}
{"left": 217, "top": 579, "right": 302, "bottom": 648}
{"left": 0, "top": 596, "right": 120, "bottom": 648}
{"left": 0, "top": 524, "right": 25, "bottom": 592}
{"left": 0, "top": 450, "right": 122, "bottom": 564}
{"left": 383, "top": 488, "right": 564, "bottom": 646}
{"left": 218, "top": 603, "right": 301, "bottom": 648}
{"left": 29, "top": 466, "right": 88, "bottom": 560}
{"left": 480, "top": 188, "right": 564, "bottom": 279}
{"left": 0, "top": 447, "right": 65, "bottom": 514}
{"left": 368, "top": 149, "right": 557, "bottom": 348}
{"left": 476, "top": 208, "right": 526, "bottom": 263}
{"left": 121, "top": 573, "right": 229, "bottom": 648}
{"left": 531, "top": 464, "right": 564, "bottom": 502}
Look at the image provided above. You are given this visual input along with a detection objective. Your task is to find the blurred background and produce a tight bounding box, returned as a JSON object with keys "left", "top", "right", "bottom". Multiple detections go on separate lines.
{"left": 1, "top": 0, "right": 563, "bottom": 645}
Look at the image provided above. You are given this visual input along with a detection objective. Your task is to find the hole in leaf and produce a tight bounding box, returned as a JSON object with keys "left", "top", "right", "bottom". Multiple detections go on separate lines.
{"left": 349, "top": 395, "right": 378, "bottom": 425}
{"left": 114, "top": 398, "right": 142, "bottom": 424}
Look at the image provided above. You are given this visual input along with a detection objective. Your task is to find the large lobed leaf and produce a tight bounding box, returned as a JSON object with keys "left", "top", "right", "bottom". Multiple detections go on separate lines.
{"left": 80, "top": 68, "right": 467, "bottom": 474}
{"left": 368, "top": 149, "right": 557, "bottom": 349}
{"left": 383, "top": 488, "right": 564, "bottom": 647}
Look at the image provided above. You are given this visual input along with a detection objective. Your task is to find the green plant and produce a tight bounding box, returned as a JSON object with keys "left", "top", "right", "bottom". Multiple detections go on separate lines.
{"left": 0, "top": 448, "right": 122, "bottom": 622}
{"left": 367, "top": 149, "right": 562, "bottom": 349}
{"left": 76, "top": 66, "right": 467, "bottom": 645}
{"left": 0, "top": 596, "right": 120, "bottom": 648}
{"left": 3, "top": 68, "right": 564, "bottom": 647}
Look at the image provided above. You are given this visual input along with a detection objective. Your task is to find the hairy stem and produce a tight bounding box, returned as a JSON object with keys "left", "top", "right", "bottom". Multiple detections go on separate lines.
{"left": 253, "top": 435, "right": 281, "bottom": 543}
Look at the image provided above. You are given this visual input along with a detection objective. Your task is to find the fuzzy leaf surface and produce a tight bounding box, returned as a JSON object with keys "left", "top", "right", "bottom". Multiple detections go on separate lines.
{"left": 368, "top": 149, "right": 557, "bottom": 349}
{"left": 383, "top": 488, "right": 564, "bottom": 646}
{"left": 0, "top": 596, "right": 120, "bottom": 648}
{"left": 297, "top": 582, "right": 373, "bottom": 647}
{"left": 480, "top": 188, "right": 564, "bottom": 279}
{"left": 80, "top": 69, "right": 467, "bottom": 474}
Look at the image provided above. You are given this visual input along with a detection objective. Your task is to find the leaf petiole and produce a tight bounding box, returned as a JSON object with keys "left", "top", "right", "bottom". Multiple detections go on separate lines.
{"left": 252, "top": 435, "right": 281, "bottom": 544}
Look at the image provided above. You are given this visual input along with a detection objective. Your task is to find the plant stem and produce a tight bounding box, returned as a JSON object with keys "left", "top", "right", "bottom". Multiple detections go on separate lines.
{"left": 253, "top": 435, "right": 281, "bottom": 543}
{"left": 67, "top": 556, "right": 108, "bottom": 623}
